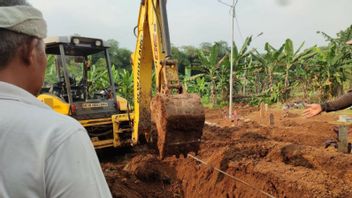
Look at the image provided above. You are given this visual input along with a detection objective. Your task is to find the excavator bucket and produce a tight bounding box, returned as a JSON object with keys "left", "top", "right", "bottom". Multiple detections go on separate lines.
{"left": 151, "top": 93, "right": 205, "bottom": 159}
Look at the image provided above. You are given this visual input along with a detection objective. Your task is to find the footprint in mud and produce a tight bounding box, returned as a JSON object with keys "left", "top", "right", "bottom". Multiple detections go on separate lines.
{"left": 280, "top": 144, "right": 314, "bottom": 169}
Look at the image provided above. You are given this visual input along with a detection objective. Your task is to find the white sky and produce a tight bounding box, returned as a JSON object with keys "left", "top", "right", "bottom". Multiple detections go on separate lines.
{"left": 28, "top": 0, "right": 351, "bottom": 51}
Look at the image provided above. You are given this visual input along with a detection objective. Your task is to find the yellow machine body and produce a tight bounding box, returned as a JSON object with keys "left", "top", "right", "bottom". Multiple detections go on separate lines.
{"left": 131, "top": 0, "right": 205, "bottom": 158}
{"left": 38, "top": 35, "right": 135, "bottom": 149}
{"left": 38, "top": 91, "right": 136, "bottom": 149}
{"left": 39, "top": 1, "right": 204, "bottom": 157}
{"left": 37, "top": 94, "right": 70, "bottom": 115}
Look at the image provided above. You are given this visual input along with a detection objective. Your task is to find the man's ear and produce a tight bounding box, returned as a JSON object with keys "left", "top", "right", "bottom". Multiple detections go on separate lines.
{"left": 21, "top": 38, "right": 39, "bottom": 66}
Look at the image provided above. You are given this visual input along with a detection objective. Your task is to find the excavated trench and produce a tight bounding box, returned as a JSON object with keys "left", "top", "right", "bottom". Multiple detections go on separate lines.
{"left": 101, "top": 106, "right": 352, "bottom": 198}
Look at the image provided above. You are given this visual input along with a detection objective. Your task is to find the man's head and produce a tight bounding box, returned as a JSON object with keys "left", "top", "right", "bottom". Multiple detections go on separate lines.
{"left": 0, "top": 0, "right": 47, "bottom": 95}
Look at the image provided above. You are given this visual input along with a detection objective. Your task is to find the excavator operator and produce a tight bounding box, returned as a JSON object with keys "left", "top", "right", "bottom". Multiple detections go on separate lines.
{"left": 0, "top": 0, "right": 111, "bottom": 197}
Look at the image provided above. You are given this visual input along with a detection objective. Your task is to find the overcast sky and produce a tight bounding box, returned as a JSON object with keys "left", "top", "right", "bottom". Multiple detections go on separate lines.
{"left": 28, "top": 0, "right": 351, "bottom": 51}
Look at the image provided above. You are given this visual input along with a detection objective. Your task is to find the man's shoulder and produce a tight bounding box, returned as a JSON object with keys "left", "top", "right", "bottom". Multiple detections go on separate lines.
{"left": 25, "top": 103, "right": 83, "bottom": 131}
{"left": 0, "top": 100, "right": 89, "bottom": 161}
{"left": 4, "top": 100, "right": 86, "bottom": 143}
{"left": 41, "top": 107, "right": 82, "bottom": 129}
{"left": 24, "top": 105, "right": 89, "bottom": 158}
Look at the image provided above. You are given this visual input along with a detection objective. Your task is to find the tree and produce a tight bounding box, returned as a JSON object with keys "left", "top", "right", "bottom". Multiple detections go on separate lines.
{"left": 114, "top": 68, "right": 133, "bottom": 103}
{"left": 44, "top": 55, "right": 58, "bottom": 85}
{"left": 171, "top": 46, "right": 190, "bottom": 75}
{"left": 229, "top": 36, "right": 253, "bottom": 96}
{"left": 197, "top": 42, "right": 228, "bottom": 106}
{"left": 310, "top": 45, "right": 352, "bottom": 100}
{"left": 281, "top": 39, "right": 316, "bottom": 101}
{"left": 92, "top": 39, "right": 132, "bottom": 70}
{"left": 294, "top": 47, "right": 319, "bottom": 99}
{"left": 253, "top": 42, "right": 284, "bottom": 94}
{"left": 316, "top": 26, "right": 352, "bottom": 98}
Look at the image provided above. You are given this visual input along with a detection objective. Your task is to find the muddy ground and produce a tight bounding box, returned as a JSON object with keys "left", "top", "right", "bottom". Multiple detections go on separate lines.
{"left": 100, "top": 104, "right": 352, "bottom": 198}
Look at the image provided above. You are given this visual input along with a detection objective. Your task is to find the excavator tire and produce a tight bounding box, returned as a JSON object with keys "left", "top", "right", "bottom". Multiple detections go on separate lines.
{"left": 151, "top": 93, "right": 205, "bottom": 159}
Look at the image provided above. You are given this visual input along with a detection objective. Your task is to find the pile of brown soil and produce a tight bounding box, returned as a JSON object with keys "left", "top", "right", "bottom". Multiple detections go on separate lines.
{"left": 102, "top": 154, "right": 183, "bottom": 198}
{"left": 101, "top": 105, "right": 352, "bottom": 198}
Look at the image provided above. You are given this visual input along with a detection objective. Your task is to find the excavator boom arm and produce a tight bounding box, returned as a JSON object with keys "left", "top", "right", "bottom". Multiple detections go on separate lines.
{"left": 131, "top": 0, "right": 205, "bottom": 158}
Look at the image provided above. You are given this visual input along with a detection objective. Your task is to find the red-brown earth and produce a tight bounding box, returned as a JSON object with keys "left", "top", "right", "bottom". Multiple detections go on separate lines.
{"left": 100, "top": 104, "right": 352, "bottom": 198}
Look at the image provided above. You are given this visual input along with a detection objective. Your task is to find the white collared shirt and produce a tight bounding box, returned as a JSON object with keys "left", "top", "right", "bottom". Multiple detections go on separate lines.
{"left": 0, "top": 81, "right": 112, "bottom": 198}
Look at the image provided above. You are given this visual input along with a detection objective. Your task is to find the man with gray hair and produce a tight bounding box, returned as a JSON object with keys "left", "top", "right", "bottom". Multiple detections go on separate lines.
{"left": 0, "top": 0, "right": 112, "bottom": 197}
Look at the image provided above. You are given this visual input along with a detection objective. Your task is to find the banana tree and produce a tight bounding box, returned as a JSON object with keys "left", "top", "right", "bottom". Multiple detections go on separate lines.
{"left": 230, "top": 36, "right": 253, "bottom": 95}
{"left": 252, "top": 42, "right": 285, "bottom": 92}
{"left": 44, "top": 55, "right": 57, "bottom": 85}
{"left": 182, "top": 65, "right": 204, "bottom": 92}
{"left": 294, "top": 55, "right": 316, "bottom": 99}
{"left": 312, "top": 45, "right": 352, "bottom": 100}
{"left": 197, "top": 42, "right": 228, "bottom": 106}
{"left": 316, "top": 27, "right": 352, "bottom": 98}
{"left": 217, "top": 60, "right": 230, "bottom": 102}
{"left": 194, "top": 77, "right": 208, "bottom": 97}
{"left": 115, "top": 68, "right": 133, "bottom": 103}
{"left": 281, "top": 39, "right": 316, "bottom": 101}
{"left": 87, "top": 57, "right": 110, "bottom": 94}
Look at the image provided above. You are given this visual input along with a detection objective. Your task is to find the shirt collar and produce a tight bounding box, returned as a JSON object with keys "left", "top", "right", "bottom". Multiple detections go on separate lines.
{"left": 0, "top": 81, "right": 50, "bottom": 109}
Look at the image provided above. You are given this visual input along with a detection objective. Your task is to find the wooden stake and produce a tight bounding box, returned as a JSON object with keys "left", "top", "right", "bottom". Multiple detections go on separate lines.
{"left": 269, "top": 113, "right": 274, "bottom": 127}
{"left": 338, "top": 126, "right": 349, "bottom": 153}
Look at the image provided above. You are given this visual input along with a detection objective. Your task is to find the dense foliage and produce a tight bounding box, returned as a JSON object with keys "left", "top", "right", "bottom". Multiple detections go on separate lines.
{"left": 45, "top": 26, "right": 352, "bottom": 106}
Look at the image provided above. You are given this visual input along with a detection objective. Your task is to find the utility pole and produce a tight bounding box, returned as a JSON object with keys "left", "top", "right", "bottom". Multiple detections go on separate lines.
{"left": 218, "top": 0, "right": 237, "bottom": 119}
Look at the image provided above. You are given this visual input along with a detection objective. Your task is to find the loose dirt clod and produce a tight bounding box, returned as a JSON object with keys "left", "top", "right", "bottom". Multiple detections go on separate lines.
{"left": 102, "top": 154, "right": 183, "bottom": 198}
{"left": 240, "top": 132, "right": 268, "bottom": 141}
{"left": 280, "top": 144, "right": 314, "bottom": 168}
{"left": 124, "top": 154, "right": 171, "bottom": 182}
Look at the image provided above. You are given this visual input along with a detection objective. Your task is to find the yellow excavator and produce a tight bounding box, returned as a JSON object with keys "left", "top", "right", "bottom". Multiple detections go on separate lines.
{"left": 38, "top": 0, "right": 205, "bottom": 159}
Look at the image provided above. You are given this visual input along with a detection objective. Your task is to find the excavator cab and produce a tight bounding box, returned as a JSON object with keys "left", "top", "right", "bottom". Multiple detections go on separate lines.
{"left": 38, "top": 0, "right": 205, "bottom": 159}
{"left": 38, "top": 36, "right": 135, "bottom": 149}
